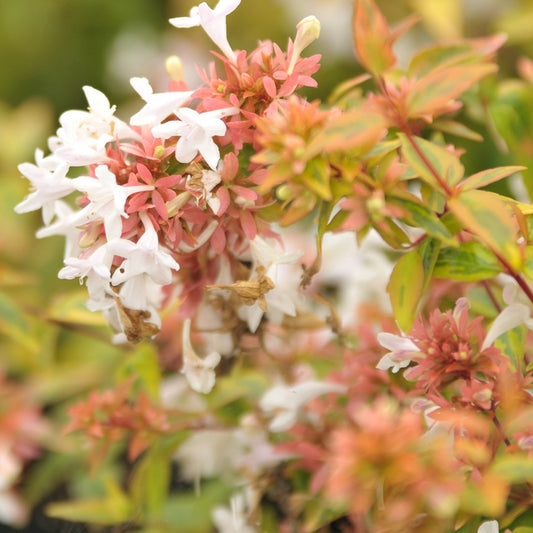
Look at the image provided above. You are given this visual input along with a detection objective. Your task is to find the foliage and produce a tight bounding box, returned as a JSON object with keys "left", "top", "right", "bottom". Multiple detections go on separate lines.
{"left": 6, "top": 1, "right": 533, "bottom": 532}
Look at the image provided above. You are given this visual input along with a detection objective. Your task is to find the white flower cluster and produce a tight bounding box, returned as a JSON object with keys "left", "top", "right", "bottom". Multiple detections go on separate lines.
{"left": 14, "top": 87, "right": 187, "bottom": 341}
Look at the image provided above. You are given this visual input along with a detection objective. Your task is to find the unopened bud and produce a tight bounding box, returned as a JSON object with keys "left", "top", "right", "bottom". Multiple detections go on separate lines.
{"left": 288, "top": 15, "right": 321, "bottom": 74}
{"left": 295, "top": 16, "right": 321, "bottom": 50}
{"left": 166, "top": 55, "right": 185, "bottom": 82}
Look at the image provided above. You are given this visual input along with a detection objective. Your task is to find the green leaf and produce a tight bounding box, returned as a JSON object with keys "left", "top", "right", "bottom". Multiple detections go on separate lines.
{"left": 163, "top": 480, "right": 231, "bottom": 533}
{"left": 47, "top": 289, "right": 107, "bottom": 326}
{"left": 522, "top": 245, "right": 533, "bottom": 281}
{"left": 131, "top": 450, "right": 171, "bottom": 517}
{"left": 418, "top": 237, "right": 441, "bottom": 287}
{"left": 448, "top": 189, "right": 521, "bottom": 271}
{"left": 406, "top": 63, "right": 497, "bottom": 118}
{"left": 408, "top": 35, "right": 505, "bottom": 77}
{"left": 391, "top": 195, "right": 456, "bottom": 245}
{"left": 460, "top": 166, "right": 526, "bottom": 192}
{"left": 433, "top": 241, "right": 502, "bottom": 281}
{"left": 116, "top": 342, "right": 161, "bottom": 399}
{"left": 432, "top": 119, "right": 484, "bottom": 142}
{"left": 399, "top": 133, "right": 464, "bottom": 190}
{"left": 387, "top": 250, "right": 424, "bottom": 332}
{"left": 306, "top": 108, "right": 386, "bottom": 156}
{"left": 301, "top": 156, "right": 332, "bottom": 201}
{"left": 46, "top": 478, "right": 133, "bottom": 525}
{"left": 205, "top": 368, "right": 270, "bottom": 410}
{"left": 491, "top": 455, "right": 533, "bottom": 483}
{"left": 494, "top": 323, "right": 526, "bottom": 371}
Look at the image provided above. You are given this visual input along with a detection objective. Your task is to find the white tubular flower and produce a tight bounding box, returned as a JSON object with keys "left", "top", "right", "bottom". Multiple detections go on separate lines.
{"left": 212, "top": 490, "right": 257, "bottom": 533}
{"left": 481, "top": 281, "right": 533, "bottom": 350}
{"left": 36, "top": 200, "right": 82, "bottom": 259}
{"left": 259, "top": 381, "right": 346, "bottom": 432}
{"left": 15, "top": 155, "right": 73, "bottom": 224}
{"left": 73, "top": 165, "right": 153, "bottom": 241}
{"left": 152, "top": 107, "right": 237, "bottom": 170}
{"left": 376, "top": 332, "right": 419, "bottom": 373}
{"left": 0, "top": 490, "right": 28, "bottom": 527}
{"left": 169, "top": 0, "right": 241, "bottom": 63}
{"left": 110, "top": 212, "right": 180, "bottom": 287}
{"left": 58, "top": 243, "right": 113, "bottom": 282}
{"left": 0, "top": 446, "right": 21, "bottom": 492}
{"left": 477, "top": 521, "right": 499, "bottom": 533}
{"left": 129, "top": 77, "right": 193, "bottom": 127}
{"left": 181, "top": 319, "right": 221, "bottom": 394}
{"left": 50, "top": 86, "right": 138, "bottom": 166}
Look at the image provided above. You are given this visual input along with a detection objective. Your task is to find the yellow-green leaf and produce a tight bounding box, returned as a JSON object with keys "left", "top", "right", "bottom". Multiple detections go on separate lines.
{"left": 301, "top": 156, "right": 332, "bottom": 201}
{"left": 387, "top": 250, "right": 424, "bottom": 332}
{"left": 46, "top": 478, "right": 132, "bottom": 525}
{"left": 306, "top": 108, "right": 386, "bottom": 157}
{"left": 399, "top": 133, "right": 464, "bottom": 190}
{"left": 433, "top": 241, "right": 502, "bottom": 281}
{"left": 491, "top": 455, "right": 533, "bottom": 483}
{"left": 460, "top": 166, "right": 525, "bottom": 192}
{"left": 448, "top": 190, "right": 521, "bottom": 270}
{"left": 392, "top": 195, "right": 456, "bottom": 246}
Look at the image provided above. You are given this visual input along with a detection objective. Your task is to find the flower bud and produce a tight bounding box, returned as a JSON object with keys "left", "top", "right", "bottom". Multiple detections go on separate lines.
{"left": 288, "top": 15, "right": 321, "bottom": 74}
{"left": 165, "top": 55, "right": 185, "bottom": 82}
{"left": 295, "top": 15, "right": 321, "bottom": 51}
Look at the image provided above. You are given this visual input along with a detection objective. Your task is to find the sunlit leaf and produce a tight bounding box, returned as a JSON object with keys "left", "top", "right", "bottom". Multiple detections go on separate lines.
{"left": 301, "top": 156, "right": 332, "bottom": 201}
{"left": 448, "top": 189, "right": 521, "bottom": 270}
{"left": 46, "top": 478, "right": 133, "bottom": 525}
{"left": 306, "top": 108, "right": 386, "bottom": 156}
{"left": 407, "top": 63, "right": 497, "bottom": 118}
{"left": 131, "top": 450, "right": 171, "bottom": 517}
{"left": 399, "top": 133, "right": 464, "bottom": 190}
{"left": 491, "top": 455, "right": 533, "bottom": 483}
{"left": 432, "top": 119, "right": 483, "bottom": 142}
{"left": 391, "top": 195, "right": 456, "bottom": 245}
{"left": 460, "top": 473, "right": 508, "bottom": 516}
{"left": 433, "top": 241, "right": 502, "bottom": 281}
{"left": 387, "top": 250, "right": 424, "bottom": 332}
{"left": 410, "top": 0, "right": 462, "bottom": 40}
{"left": 352, "top": 0, "right": 396, "bottom": 75}
{"left": 116, "top": 342, "right": 161, "bottom": 399}
{"left": 163, "top": 480, "right": 232, "bottom": 533}
{"left": 460, "top": 166, "right": 525, "bottom": 192}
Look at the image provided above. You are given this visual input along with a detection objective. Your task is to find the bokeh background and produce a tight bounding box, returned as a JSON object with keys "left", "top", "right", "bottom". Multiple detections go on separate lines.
{"left": 2, "top": 0, "right": 533, "bottom": 532}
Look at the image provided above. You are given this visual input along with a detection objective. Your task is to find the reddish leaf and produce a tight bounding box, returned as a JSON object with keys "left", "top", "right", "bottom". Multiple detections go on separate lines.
{"left": 448, "top": 189, "right": 521, "bottom": 270}
{"left": 407, "top": 63, "right": 497, "bottom": 118}
{"left": 352, "top": 0, "right": 396, "bottom": 75}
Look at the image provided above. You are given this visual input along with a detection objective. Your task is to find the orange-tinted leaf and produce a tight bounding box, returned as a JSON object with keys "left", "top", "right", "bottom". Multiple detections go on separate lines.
{"left": 352, "top": 0, "right": 396, "bottom": 75}
{"left": 448, "top": 189, "right": 521, "bottom": 270}
{"left": 459, "top": 165, "right": 525, "bottom": 192}
{"left": 432, "top": 119, "right": 484, "bottom": 142}
{"left": 407, "top": 63, "right": 497, "bottom": 118}
{"left": 306, "top": 108, "right": 386, "bottom": 156}
{"left": 408, "top": 35, "right": 506, "bottom": 78}
{"left": 387, "top": 250, "right": 424, "bottom": 332}
{"left": 399, "top": 133, "right": 464, "bottom": 190}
